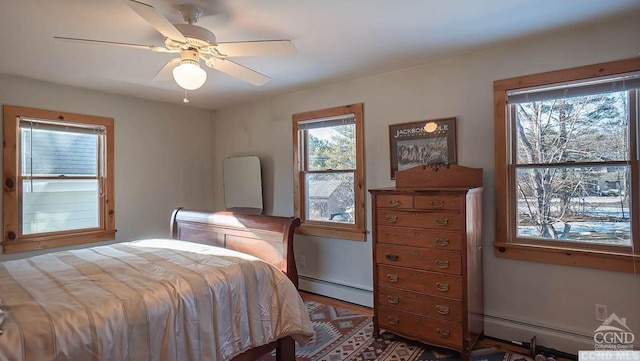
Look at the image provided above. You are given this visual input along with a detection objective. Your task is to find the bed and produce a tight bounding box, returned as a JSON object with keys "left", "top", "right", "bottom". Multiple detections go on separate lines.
{"left": 0, "top": 208, "right": 313, "bottom": 361}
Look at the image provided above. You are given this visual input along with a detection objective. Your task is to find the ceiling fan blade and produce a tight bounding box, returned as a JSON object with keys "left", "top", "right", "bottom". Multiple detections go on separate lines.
{"left": 54, "top": 36, "right": 172, "bottom": 53}
{"left": 153, "top": 58, "right": 181, "bottom": 81}
{"left": 215, "top": 40, "right": 296, "bottom": 57}
{"left": 209, "top": 59, "right": 270, "bottom": 86}
{"left": 123, "top": 0, "right": 188, "bottom": 43}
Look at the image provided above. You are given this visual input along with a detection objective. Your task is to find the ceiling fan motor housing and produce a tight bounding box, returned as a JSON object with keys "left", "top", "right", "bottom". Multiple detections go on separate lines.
{"left": 173, "top": 24, "right": 217, "bottom": 48}
{"left": 179, "top": 48, "right": 199, "bottom": 63}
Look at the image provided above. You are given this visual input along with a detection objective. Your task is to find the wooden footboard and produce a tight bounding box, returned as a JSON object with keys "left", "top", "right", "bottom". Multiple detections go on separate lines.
{"left": 170, "top": 208, "right": 302, "bottom": 361}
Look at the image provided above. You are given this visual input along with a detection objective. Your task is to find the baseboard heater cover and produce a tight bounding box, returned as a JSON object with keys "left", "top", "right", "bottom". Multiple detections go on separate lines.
{"left": 485, "top": 314, "right": 597, "bottom": 354}
{"left": 298, "top": 275, "right": 373, "bottom": 307}
{"left": 298, "top": 276, "right": 602, "bottom": 354}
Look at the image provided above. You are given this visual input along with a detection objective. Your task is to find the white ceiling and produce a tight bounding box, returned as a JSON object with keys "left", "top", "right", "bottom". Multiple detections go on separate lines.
{"left": 1, "top": 0, "right": 639, "bottom": 110}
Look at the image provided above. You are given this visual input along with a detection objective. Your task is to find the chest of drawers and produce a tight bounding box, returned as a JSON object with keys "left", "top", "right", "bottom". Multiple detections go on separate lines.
{"left": 369, "top": 165, "right": 483, "bottom": 359}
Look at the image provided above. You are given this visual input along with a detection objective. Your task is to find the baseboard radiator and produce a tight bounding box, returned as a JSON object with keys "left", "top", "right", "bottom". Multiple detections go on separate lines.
{"left": 298, "top": 276, "right": 606, "bottom": 355}
{"left": 298, "top": 275, "right": 373, "bottom": 307}
{"left": 483, "top": 315, "right": 596, "bottom": 354}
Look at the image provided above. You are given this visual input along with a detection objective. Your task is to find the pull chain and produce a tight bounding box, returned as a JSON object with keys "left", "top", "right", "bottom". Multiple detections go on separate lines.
{"left": 183, "top": 89, "right": 189, "bottom": 103}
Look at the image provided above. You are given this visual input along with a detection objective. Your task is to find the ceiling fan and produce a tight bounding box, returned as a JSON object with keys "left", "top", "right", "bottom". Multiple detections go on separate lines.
{"left": 55, "top": 0, "right": 296, "bottom": 99}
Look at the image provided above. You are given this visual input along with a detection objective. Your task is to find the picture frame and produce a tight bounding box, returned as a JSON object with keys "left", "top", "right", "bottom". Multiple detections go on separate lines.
{"left": 388, "top": 117, "right": 457, "bottom": 179}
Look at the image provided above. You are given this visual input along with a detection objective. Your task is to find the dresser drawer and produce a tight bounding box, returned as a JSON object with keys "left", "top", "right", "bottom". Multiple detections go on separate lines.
{"left": 414, "top": 195, "right": 462, "bottom": 211}
{"left": 377, "top": 210, "right": 461, "bottom": 230}
{"left": 377, "top": 227, "right": 462, "bottom": 251}
{"left": 378, "top": 286, "right": 463, "bottom": 322}
{"left": 376, "top": 244, "right": 461, "bottom": 274}
{"left": 376, "top": 194, "right": 413, "bottom": 209}
{"left": 378, "top": 306, "right": 463, "bottom": 349}
{"left": 377, "top": 265, "right": 462, "bottom": 299}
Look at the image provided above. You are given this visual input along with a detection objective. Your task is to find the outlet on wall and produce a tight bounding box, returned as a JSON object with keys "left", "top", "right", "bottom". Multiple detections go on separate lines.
{"left": 595, "top": 304, "right": 608, "bottom": 322}
{"left": 299, "top": 255, "right": 306, "bottom": 267}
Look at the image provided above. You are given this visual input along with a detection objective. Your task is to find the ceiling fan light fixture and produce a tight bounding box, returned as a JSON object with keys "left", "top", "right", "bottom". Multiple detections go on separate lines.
{"left": 173, "top": 59, "right": 207, "bottom": 90}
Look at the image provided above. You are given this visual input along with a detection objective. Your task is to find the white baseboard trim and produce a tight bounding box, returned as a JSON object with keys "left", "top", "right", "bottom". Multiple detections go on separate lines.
{"left": 298, "top": 275, "right": 373, "bottom": 307}
{"left": 485, "top": 314, "right": 596, "bottom": 355}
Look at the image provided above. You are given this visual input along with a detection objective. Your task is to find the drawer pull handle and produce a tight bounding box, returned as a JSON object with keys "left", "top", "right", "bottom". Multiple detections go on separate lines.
{"left": 436, "top": 238, "right": 450, "bottom": 246}
{"left": 436, "top": 305, "right": 450, "bottom": 315}
{"left": 387, "top": 295, "right": 399, "bottom": 304}
{"left": 435, "top": 218, "right": 449, "bottom": 226}
{"left": 385, "top": 215, "right": 398, "bottom": 223}
{"left": 387, "top": 199, "right": 400, "bottom": 207}
{"left": 437, "top": 328, "right": 451, "bottom": 338}
{"left": 387, "top": 274, "right": 399, "bottom": 282}
{"left": 435, "top": 259, "right": 449, "bottom": 268}
{"left": 385, "top": 254, "right": 399, "bottom": 261}
{"left": 430, "top": 200, "right": 445, "bottom": 208}
{"left": 435, "top": 282, "right": 449, "bottom": 292}
{"left": 387, "top": 316, "right": 399, "bottom": 325}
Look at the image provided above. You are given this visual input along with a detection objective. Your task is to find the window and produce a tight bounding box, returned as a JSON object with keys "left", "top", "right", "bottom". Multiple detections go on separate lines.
{"left": 293, "top": 103, "right": 365, "bottom": 241}
{"left": 494, "top": 58, "right": 640, "bottom": 272}
{"left": 3, "top": 106, "right": 116, "bottom": 253}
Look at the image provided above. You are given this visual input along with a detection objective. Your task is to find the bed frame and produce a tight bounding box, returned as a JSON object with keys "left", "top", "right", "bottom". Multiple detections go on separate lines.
{"left": 170, "top": 208, "right": 302, "bottom": 361}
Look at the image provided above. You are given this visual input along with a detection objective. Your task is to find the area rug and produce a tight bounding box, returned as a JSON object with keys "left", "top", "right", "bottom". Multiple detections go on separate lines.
{"left": 259, "top": 300, "right": 534, "bottom": 361}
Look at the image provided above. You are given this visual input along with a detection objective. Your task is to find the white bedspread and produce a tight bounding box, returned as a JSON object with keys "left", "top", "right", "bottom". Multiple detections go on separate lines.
{"left": 0, "top": 239, "right": 313, "bottom": 361}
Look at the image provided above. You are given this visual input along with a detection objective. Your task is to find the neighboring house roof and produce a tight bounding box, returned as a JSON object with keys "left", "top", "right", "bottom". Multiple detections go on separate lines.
{"left": 308, "top": 179, "right": 344, "bottom": 198}
{"left": 22, "top": 130, "right": 97, "bottom": 175}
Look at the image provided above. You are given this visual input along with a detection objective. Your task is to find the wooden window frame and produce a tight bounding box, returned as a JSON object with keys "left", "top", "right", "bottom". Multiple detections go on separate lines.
{"left": 494, "top": 58, "right": 640, "bottom": 273}
{"left": 292, "top": 103, "right": 366, "bottom": 241}
{"left": 2, "top": 105, "right": 116, "bottom": 253}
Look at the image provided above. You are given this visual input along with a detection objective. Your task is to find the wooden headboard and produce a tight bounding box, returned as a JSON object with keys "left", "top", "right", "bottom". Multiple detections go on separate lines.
{"left": 170, "top": 208, "right": 302, "bottom": 288}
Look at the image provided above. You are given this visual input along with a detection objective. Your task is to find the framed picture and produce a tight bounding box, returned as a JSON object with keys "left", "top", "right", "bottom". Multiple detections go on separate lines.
{"left": 388, "top": 117, "right": 457, "bottom": 179}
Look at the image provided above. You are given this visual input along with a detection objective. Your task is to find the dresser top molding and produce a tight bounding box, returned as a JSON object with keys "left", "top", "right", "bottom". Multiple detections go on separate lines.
{"left": 392, "top": 164, "right": 483, "bottom": 189}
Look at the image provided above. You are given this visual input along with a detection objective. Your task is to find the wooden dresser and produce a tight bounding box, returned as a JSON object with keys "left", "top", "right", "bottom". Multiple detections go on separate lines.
{"left": 369, "top": 165, "right": 483, "bottom": 359}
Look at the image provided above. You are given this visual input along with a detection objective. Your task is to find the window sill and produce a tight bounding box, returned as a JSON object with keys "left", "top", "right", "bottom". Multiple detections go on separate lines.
{"left": 296, "top": 223, "right": 366, "bottom": 241}
{"left": 494, "top": 241, "right": 639, "bottom": 273}
{"left": 3, "top": 230, "right": 117, "bottom": 254}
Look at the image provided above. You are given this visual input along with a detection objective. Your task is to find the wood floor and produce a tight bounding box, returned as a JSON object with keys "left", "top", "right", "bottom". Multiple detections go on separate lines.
{"left": 299, "top": 291, "right": 574, "bottom": 360}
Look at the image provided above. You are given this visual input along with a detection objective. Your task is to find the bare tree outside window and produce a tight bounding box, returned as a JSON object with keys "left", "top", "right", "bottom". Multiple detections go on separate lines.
{"left": 514, "top": 91, "right": 631, "bottom": 246}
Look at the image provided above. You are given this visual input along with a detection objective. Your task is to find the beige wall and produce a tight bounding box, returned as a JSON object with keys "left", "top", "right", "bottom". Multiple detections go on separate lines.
{"left": 1, "top": 11, "right": 638, "bottom": 354}
{"left": 0, "top": 75, "right": 215, "bottom": 259}
{"left": 212, "top": 14, "right": 640, "bottom": 353}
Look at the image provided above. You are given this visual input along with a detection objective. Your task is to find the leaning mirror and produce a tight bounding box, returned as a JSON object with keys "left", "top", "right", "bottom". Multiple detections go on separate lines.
{"left": 223, "top": 156, "right": 263, "bottom": 214}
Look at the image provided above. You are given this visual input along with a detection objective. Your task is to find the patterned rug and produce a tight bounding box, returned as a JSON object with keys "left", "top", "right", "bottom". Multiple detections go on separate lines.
{"left": 260, "top": 300, "right": 534, "bottom": 361}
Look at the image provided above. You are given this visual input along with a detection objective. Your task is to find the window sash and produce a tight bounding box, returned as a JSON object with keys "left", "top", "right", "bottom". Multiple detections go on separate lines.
{"left": 21, "top": 137, "right": 101, "bottom": 177}
{"left": 22, "top": 178, "right": 101, "bottom": 235}
{"left": 511, "top": 163, "right": 632, "bottom": 248}
{"left": 302, "top": 170, "right": 356, "bottom": 225}
{"left": 18, "top": 124, "right": 106, "bottom": 237}
{"left": 510, "top": 93, "right": 633, "bottom": 165}
{"left": 507, "top": 89, "right": 637, "bottom": 249}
